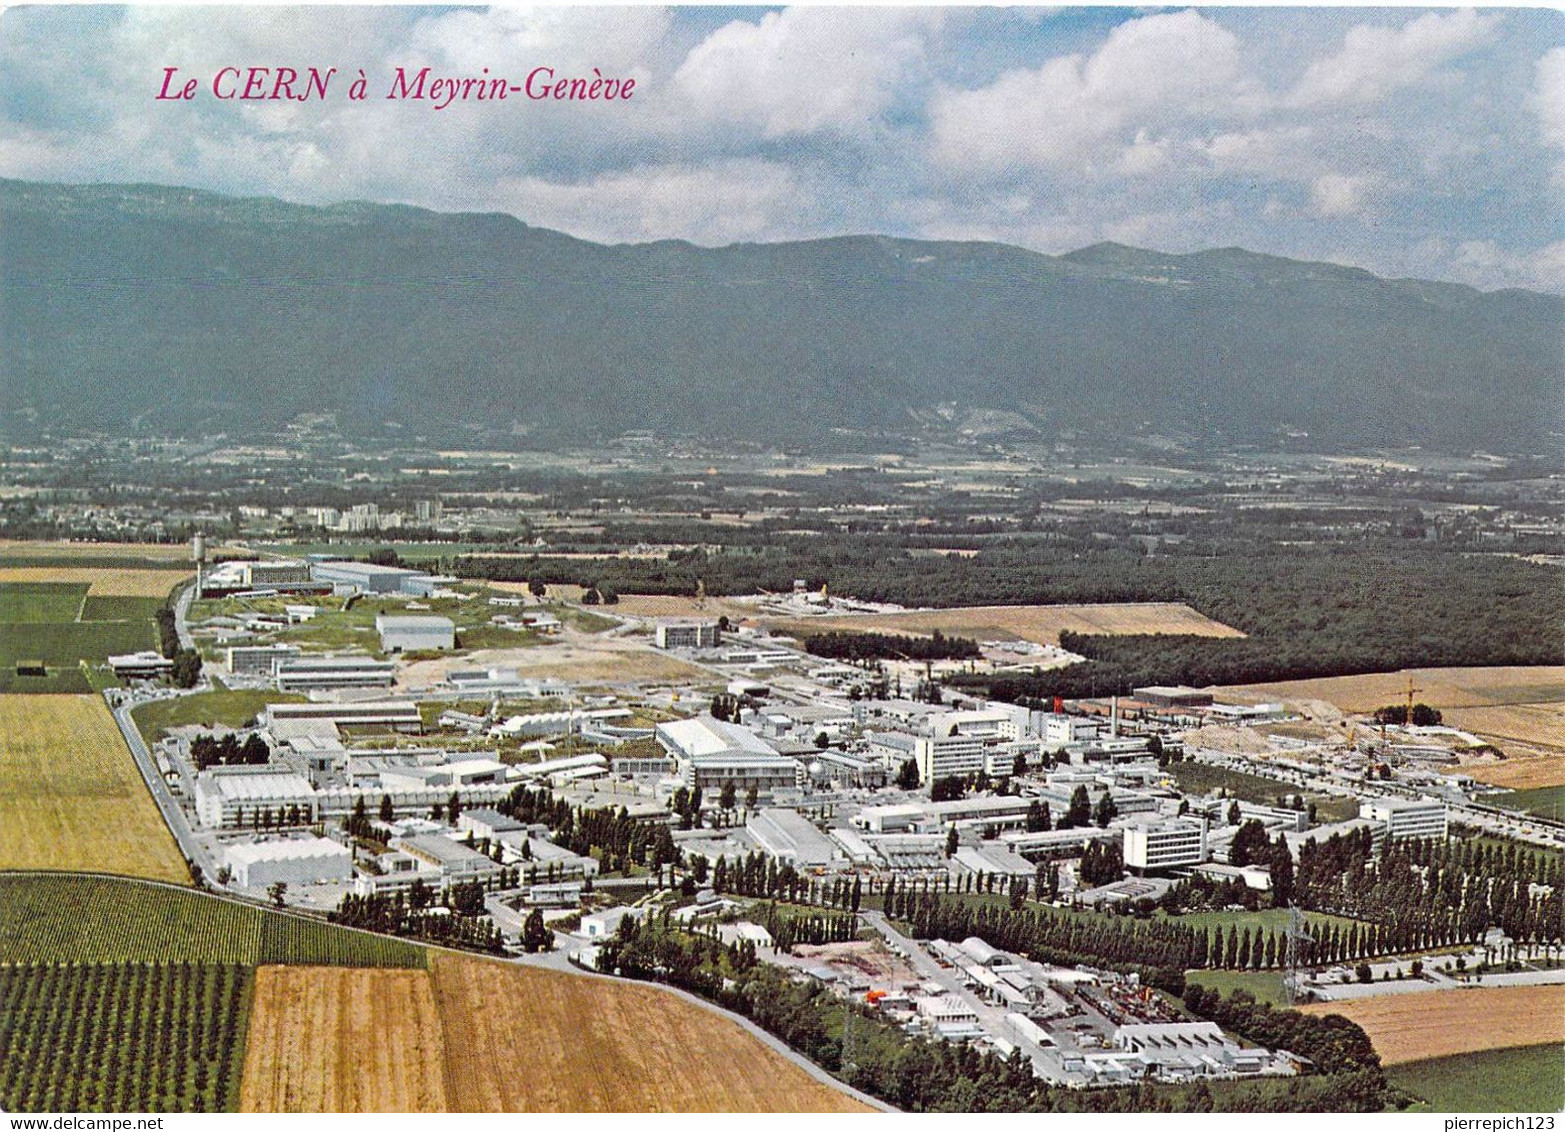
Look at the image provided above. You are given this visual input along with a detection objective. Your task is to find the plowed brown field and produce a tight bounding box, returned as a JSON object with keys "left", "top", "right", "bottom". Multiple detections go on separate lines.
{"left": 430, "top": 954, "right": 869, "bottom": 1112}
{"left": 766, "top": 601, "right": 1244, "bottom": 647}
{"left": 239, "top": 955, "right": 872, "bottom": 1112}
{"left": 240, "top": 966, "right": 449, "bottom": 1112}
{"left": 1302, "top": 985, "right": 1565, "bottom": 1065}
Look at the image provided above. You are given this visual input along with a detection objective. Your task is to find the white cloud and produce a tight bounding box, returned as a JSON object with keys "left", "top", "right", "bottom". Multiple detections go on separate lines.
{"left": 929, "top": 10, "right": 1247, "bottom": 175}
{"left": 1289, "top": 9, "right": 1498, "bottom": 108}
{"left": 673, "top": 8, "right": 939, "bottom": 139}
{"left": 1197, "top": 127, "right": 1315, "bottom": 177}
{"left": 1310, "top": 173, "right": 1369, "bottom": 217}
{"left": 1529, "top": 47, "right": 1565, "bottom": 186}
{"left": 493, "top": 159, "right": 818, "bottom": 245}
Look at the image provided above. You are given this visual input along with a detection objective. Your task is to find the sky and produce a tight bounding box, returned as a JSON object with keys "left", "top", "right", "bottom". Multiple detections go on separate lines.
{"left": 2, "top": 5, "right": 1562, "bottom": 292}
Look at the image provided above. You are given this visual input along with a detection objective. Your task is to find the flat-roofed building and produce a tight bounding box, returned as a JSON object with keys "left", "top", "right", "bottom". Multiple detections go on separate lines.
{"left": 309, "top": 560, "right": 436, "bottom": 596}
{"left": 1360, "top": 797, "right": 1448, "bottom": 840}
{"left": 107, "top": 651, "right": 174, "bottom": 681}
{"left": 376, "top": 613, "right": 455, "bottom": 652}
{"left": 1132, "top": 686, "right": 1215, "bottom": 709}
{"left": 654, "top": 619, "right": 722, "bottom": 649}
{"left": 264, "top": 700, "right": 421, "bottom": 731}
{"left": 224, "top": 836, "right": 351, "bottom": 887}
{"left": 747, "top": 808, "right": 840, "bottom": 867}
{"left": 241, "top": 560, "right": 313, "bottom": 587}
{"left": 1123, "top": 816, "right": 1207, "bottom": 872}
{"left": 392, "top": 834, "right": 503, "bottom": 879}
{"left": 275, "top": 656, "right": 396, "bottom": 693}
{"left": 227, "top": 643, "right": 300, "bottom": 677}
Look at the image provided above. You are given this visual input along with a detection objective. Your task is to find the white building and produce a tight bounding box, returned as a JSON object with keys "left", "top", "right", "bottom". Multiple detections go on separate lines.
{"left": 107, "top": 651, "right": 174, "bottom": 681}
{"left": 581, "top": 905, "right": 649, "bottom": 939}
{"left": 275, "top": 656, "right": 396, "bottom": 693}
{"left": 227, "top": 643, "right": 300, "bottom": 677}
{"left": 746, "top": 808, "right": 840, "bottom": 867}
{"left": 1360, "top": 797, "right": 1448, "bottom": 840}
{"left": 1123, "top": 816, "right": 1208, "bottom": 872}
{"left": 653, "top": 620, "right": 721, "bottom": 649}
{"left": 376, "top": 613, "right": 456, "bottom": 653}
{"left": 1041, "top": 713, "right": 1106, "bottom": 746}
{"left": 224, "top": 837, "right": 351, "bottom": 888}
{"left": 195, "top": 766, "right": 318, "bottom": 828}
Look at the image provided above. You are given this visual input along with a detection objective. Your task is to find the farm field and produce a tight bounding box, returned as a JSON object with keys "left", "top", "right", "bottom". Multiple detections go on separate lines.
{"left": 431, "top": 954, "right": 871, "bottom": 1112}
{"left": 0, "top": 961, "right": 252, "bottom": 1113}
{"left": 0, "top": 540, "right": 196, "bottom": 560}
{"left": 1479, "top": 785, "right": 1565, "bottom": 821}
{"left": 240, "top": 966, "right": 449, "bottom": 1113}
{"left": 763, "top": 601, "right": 1245, "bottom": 647}
{"left": 1301, "top": 985, "right": 1565, "bottom": 1064}
{"left": 0, "top": 696, "right": 186, "bottom": 882}
{"left": 0, "top": 566, "right": 187, "bottom": 597}
{"left": 0, "top": 576, "right": 166, "bottom": 689}
{"left": 1388, "top": 1043, "right": 1565, "bottom": 1113}
{"left": 235, "top": 953, "right": 871, "bottom": 1112}
{"left": 1220, "top": 665, "right": 1565, "bottom": 785}
{"left": 0, "top": 873, "right": 426, "bottom": 968}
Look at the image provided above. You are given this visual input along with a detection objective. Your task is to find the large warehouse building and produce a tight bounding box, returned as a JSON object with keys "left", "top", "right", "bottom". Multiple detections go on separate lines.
{"left": 376, "top": 613, "right": 456, "bottom": 652}
{"left": 309, "top": 560, "right": 438, "bottom": 595}
{"left": 223, "top": 837, "right": 352, "bottom": 888}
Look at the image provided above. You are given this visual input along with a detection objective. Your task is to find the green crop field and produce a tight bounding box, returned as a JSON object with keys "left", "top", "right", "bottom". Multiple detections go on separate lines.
{"left": 0, "top": 962, "right": 253, "bottom": 1113}
{"left": 80, "top": 594, "right": 166, "bottom": 622}
{"left": 131, "top": 688, "right": 305, "bottom": 743}
{"left": 1483, "top": 786, "right": 1565, "bottom": 822}
{"left": 0, "top": 620, "right": 158, "bottom": 667}
{"left": 0, "top": 874, "right": 425, "bottom": 969}
{"left": 0, "top": 667, "right": 92, "bottom": 693}
{"left": 1389, "top": 1044, "right": 1565, "bottom": 1112}
{"left": 0, "top": 582, "right": 87, "bottom": 623}
{"left": 0, "top": 580, "right": 164, "bottom": 690}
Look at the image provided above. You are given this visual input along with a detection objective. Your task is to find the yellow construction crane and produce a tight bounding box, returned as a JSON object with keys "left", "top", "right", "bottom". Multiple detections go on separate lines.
{"left": 1405, "top": 674, "right": 1424, "bottom": 727}
{"left": 694, "top": 578, "right": 707, "bottom": 611}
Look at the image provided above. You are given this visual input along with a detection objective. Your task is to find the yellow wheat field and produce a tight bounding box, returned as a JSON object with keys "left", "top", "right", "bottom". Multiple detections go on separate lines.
{"left": 240, "top": 966, "right": 450, "bottom": 1113}
{"left": 1303, "top": 985, "right": 1565, "bottom": 1065}
{"left": 0, "top": 696, "right": 187, "bottom": 882}
{"left": 240, "top": 955, "right": 872, "bottom": 1113}
{"left": 765, "top": 601, "right": 1245, "bottom": 647}
{"left": 0, "top": 566, "right": 188, "bottom": 597}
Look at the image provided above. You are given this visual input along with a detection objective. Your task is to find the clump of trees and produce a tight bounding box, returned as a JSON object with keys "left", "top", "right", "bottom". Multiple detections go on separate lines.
{"left": 190, "top": 732, "right": 269, "bottom": 770}
{"left": 803, "top": 630, "right": 981, "bottom": 663}
{"left": 1372, "top": 703, "right": 1443, "bottom": 726}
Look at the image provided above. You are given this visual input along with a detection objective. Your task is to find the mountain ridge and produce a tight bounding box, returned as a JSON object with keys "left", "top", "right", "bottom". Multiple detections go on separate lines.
{"left": 1, "top": 177, "right": 1559, "bottom": 451}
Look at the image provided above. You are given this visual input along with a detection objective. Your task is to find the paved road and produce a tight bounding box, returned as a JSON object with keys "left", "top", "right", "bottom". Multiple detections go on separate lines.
{"left": 107, "top": 695, "right": 216, "bottom": 881}
{"left": 1312, "top": 965, "right": 1565, "bottom": 1000}
{"left": 172, "top": 581, "right": 196, "bottom": 651}
{"left": 861, "top": 911, "right": 1057, "bottom": 1077}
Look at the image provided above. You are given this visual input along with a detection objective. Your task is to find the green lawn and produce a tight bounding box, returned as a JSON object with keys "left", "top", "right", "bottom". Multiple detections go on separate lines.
{"left": 1184, "top": 967, "right": 1290, "bottom": 1007}
{"left": 131, "top": 688, "right": 305, "bottom": 743}
{"left": 1170, "top": 762, "right": 1297, "bottom": 805}
{"left": 0, "top": 582, "right": 89, "bottom": 623}
{"left": 1389, "top": 1044, "right": 1565, "bottom": 1113}
{"left": 1483, "top": 787, "right": 1565, "bottom": 822}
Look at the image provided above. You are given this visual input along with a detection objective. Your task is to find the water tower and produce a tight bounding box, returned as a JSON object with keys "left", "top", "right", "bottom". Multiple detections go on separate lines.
{"left": 191, "top": 533, "right": 206, "bottom": 595}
